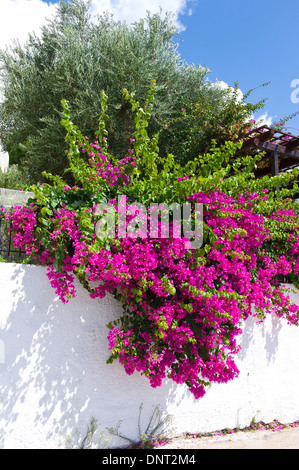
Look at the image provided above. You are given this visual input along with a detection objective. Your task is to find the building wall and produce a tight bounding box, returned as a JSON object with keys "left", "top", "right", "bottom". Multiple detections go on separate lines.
{"left": 0, "top": 149, "right": 9, "bottom": 173}
{"left": 1, "top": 262, "right": 299, "bottom": 449}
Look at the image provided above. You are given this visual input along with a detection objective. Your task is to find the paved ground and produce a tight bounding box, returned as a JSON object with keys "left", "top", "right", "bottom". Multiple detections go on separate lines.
{"left": 160, "top": 426, "right": 299, "bottom": 449}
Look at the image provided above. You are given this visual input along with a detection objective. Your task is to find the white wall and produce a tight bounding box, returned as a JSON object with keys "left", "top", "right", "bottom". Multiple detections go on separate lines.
{"left": 1, "top": 263, "right": 299, "bottom": 449}
{"left": 0, "top": 188, "right": 34, "bottom": 208}
{"left": 0, "top": 149, "right": 9, "bottom": 173}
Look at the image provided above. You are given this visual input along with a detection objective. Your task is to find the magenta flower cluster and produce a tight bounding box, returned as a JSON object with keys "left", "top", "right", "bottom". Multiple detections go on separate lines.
{"left": 5, "top": 188, "right": 299, "bottom": 400}
{"left": 4, "top": 135, "right": 299, "bottom": 399}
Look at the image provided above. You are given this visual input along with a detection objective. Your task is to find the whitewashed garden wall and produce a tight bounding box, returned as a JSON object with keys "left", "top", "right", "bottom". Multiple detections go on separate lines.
{"left": 0, "top": 148, "right": 9, "bottom": 173}
{"left": 1, "top": 262, "right": 299, "bottom": 449}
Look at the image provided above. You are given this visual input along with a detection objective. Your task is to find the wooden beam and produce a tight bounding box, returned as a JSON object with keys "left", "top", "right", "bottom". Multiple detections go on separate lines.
{"left": 272, "top": 146, "right": 280, "bottom": 192}
{"left": 285, "top": 138, "right": 299, "bottom": 150}
{"left": 253, "top": 138, "right": 299, "bottom": 159}
{"left": 279, "top": 157, "right": 299, "bottom": 171}
{"left": 240, "top": 128, "right": 275, "bottom": 151}
{"left": 257, "top": 129, "right": 276, "bottom": 141}
{"left": 271, "top": 146, "right": 279, "bottom": 176}
{"left": 239, "top": 137, "right": 257, "bottom": 150}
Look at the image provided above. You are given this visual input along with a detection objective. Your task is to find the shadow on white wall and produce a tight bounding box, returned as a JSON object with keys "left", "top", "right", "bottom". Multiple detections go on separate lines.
{"left": 0, "top": 264, "right": 180, "bottom": 449}
{"left": 0, "top": 147, "right": 9, "bottom": 173}
{"left": 1, "top": 264, "right": 299, "bottom": 449}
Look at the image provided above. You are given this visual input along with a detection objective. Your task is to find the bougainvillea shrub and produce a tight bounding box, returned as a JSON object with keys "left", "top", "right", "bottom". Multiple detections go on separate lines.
{"left": 3, "top": 82, "right": 299, "bottom": 399}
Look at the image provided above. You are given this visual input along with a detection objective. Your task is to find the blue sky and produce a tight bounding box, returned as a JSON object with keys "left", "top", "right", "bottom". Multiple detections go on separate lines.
{"left": 1, "top": 0, "right": 299, "bottom": 134}
{"left": 177, "top": 0, "right": 299, "bottom": 133}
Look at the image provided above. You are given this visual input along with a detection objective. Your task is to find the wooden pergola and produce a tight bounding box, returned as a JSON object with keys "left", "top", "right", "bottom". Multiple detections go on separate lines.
{"left": 235, "top": 125, "right": 299, "bottom": 178}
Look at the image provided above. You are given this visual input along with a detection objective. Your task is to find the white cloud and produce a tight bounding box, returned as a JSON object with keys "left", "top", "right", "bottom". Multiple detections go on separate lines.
{"left": 90, "top": 0, "right": 192, "bottom": 31}
{"left": 212, "top": 80, "right": 244, "bottom": 103}
{"left": 0, "top": 0, "right": 194, "bottom": 52}
{"left": 0, "top": 0, "right": 57, "bottom": 50}
{"left": 255, "top": 112, "right": 273, "bottom": 127}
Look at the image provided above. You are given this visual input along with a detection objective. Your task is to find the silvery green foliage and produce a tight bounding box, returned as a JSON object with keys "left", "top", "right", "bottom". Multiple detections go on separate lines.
{"left": 107, "top": 404, "right": 174, "bottom": 449}
{"left": 0, "top": 0, "right": 231, "bottom": 183}
{"left": 65, "top": 417, "right": 111, "bottom": 449}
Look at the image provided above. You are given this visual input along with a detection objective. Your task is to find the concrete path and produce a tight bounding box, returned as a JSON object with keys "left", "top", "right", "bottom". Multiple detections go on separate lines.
{"left": 160, "top": 426, "right": 299, "bottom": 449}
